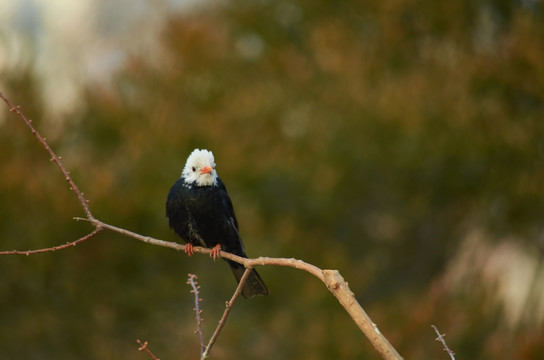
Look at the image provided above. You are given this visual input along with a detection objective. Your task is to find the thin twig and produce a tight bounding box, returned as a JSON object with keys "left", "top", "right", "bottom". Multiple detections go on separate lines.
{"left": 137, "top": 339, "right": 160, "bottom": 360}
{"left": 431, "top": 325, "right": 455, "bottom": 360}
{"left": 0, "top": 92, "right": 95, "bottom": 221}
{"left": 0, "top": 228, "right": 103, "bottom": 255}
{"left": 187, "top": 274, "right": 205, "bottom": 354}
{"left": 201, "top": 267, "right": 253, "bottom": 360}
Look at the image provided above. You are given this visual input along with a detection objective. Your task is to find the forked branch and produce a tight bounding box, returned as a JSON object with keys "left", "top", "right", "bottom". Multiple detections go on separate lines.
{"left": 137, "top": 339, "right": 160, "bottom": 360}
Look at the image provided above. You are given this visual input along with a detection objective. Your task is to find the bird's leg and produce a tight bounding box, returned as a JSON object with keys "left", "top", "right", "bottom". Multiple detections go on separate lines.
{"left": 185, "top": 243, "right": 195, "bottom": 256}
{"left": 210, "top": 244, "right": 221, "bottom": 261}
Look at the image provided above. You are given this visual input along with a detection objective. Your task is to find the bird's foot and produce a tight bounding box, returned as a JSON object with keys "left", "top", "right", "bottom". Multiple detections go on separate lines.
{"left": 184, "top": 243, "right": 195, "bottom": 256}
{"left": 210, "top": 244, "right": 221, "bottom": 261}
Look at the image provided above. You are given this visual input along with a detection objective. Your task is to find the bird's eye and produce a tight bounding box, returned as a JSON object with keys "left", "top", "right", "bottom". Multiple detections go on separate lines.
{"left": 192, "top": 167, "right": 196, "bottom": 172}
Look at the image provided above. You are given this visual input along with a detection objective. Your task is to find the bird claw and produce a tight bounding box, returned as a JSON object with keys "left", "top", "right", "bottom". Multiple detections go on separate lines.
{"left": 185, "top": 243, "right": 195, "bottom": 256}
{"left": 210, "top": 244, "right": 221, "bottom": 261}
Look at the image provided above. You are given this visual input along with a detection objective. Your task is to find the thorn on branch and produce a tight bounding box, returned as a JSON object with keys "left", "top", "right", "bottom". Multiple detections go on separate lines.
{"left": 137, "top": 340, "right": 148, "bottom": 351}
{"left": 431, "top": 325, "right": 455, "bottom": 360}
{"left": 187, "top": 274, "right": 205, "bottom": 354}
{"left": 136, "top": 339, "right": 160, "bottom": 360}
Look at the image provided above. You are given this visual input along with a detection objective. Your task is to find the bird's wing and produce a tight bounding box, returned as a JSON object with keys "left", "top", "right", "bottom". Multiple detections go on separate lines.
{"left": 216, "top": 177, "right": 246, "bottom": 256}
{"left": 217, "top": 177, "right": 239, "bottom": 230}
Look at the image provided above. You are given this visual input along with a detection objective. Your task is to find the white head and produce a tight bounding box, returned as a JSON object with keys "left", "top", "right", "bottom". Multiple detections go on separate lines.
{"left": 181, "top": 148, "right": 218, "bottom": 187}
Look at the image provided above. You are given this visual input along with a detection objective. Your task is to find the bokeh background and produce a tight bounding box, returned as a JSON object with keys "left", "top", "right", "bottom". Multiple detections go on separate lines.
{"left": 1, "top": 0, "right": 544, "bottom": 358}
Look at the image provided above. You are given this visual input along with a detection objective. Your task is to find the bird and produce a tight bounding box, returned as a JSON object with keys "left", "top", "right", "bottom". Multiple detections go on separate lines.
{"left": 166, "top": 148, "right": 269, "bottom": 299}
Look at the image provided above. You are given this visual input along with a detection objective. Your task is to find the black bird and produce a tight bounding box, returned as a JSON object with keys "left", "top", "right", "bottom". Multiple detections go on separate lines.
{"left": 166, "top": 149, "right": 269, "bottom": 299}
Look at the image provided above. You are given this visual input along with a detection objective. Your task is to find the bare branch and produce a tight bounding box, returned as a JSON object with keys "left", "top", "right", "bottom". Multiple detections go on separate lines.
{"left": 0, "top": 92, "right": 95, "bottom": 221}
{"left": 431, "top": 325, "right": 455, "bottom": 360}
{"left": 137, "top": 339, "right": 160, "bottom": 360}
{"left": 0, "top": 228, "right": 103, "bottom": 255}
{"left": 323, "top": 270, "right": 403, "bottom": 359}
{"left": 201, "top": 268, "right": 252, "bottom": 360}
{"left": 187, "top": 274, "right": 205, "bottom": 354}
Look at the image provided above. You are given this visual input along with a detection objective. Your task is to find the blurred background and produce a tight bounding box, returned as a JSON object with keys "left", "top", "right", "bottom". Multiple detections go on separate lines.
{"left": 1, "top": 0, "right": 544, "bottom": 358}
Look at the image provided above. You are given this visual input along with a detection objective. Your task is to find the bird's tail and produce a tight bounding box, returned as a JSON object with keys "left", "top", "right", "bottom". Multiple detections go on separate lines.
{"left": 228, "top": 261, "right": 269, "bottom": 299}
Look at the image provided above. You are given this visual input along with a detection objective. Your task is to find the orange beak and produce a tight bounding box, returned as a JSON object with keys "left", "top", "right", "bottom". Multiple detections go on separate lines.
{"left": 200, "top": 166, "right": 213, "bottom": 175}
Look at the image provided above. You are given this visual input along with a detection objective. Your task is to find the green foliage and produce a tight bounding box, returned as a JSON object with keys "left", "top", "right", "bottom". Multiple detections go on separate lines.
{"left": 1, "top": 1, "right": 544, "bottom": 359}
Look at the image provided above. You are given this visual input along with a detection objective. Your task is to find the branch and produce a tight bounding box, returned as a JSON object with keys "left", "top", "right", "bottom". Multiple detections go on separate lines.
{"left": 137, "top": 339, "right": 160, "bottom": 360}
{"left": 323, "top": 270, "right": 402, "bottom": 359}
{"left": 201, "top": 267, "right": 252, "bottom": 360}
{"left": 0, "top": 92, "right": 403, "bottom": 360}
{"left": 187, "top": 274, "right": 205, "bottom": 354}
{"left": 0, "top": 228, "right": 102, "bottom": 255}
{"left": 0, "top": 92, "right": 95, "bottom": 221}
{"left": 431, "top": 325, "right": 455, "bottom": 360}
